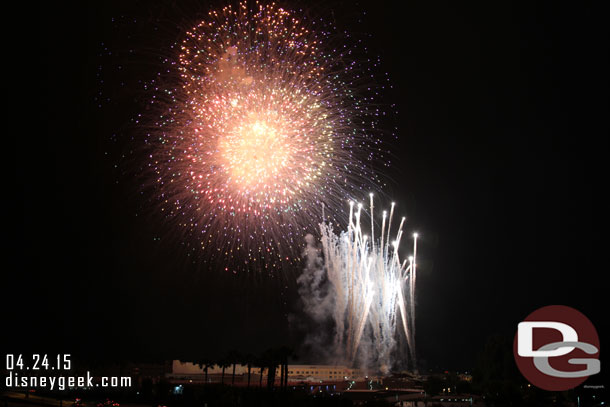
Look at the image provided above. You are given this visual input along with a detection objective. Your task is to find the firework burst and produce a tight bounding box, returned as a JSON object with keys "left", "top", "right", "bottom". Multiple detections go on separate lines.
{"left": 144, "top": 2, "right": 390, "bottom": 272}
{"left": 311, "top": 196, "right": 417, "bottom": 372}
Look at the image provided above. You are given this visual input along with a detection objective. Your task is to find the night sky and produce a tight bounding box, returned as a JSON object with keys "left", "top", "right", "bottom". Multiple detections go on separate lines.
{"left": 4, "top": 0, "right": 607, "bottom": 376}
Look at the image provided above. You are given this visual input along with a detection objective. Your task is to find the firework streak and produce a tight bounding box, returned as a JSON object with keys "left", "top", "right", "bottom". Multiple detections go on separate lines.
{"left": 319, "top": 196, "right": 417, "bottom": 371}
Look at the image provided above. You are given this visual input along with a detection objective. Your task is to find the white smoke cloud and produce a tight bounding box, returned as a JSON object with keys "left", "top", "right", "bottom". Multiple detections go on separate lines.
{"left": 295, "top": 234, "right": 338, "bottom": 363}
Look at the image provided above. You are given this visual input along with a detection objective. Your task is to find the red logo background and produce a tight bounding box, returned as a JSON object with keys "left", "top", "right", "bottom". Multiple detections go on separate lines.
{"left": 513, "top": 305, "right": 600, "bottom": 391}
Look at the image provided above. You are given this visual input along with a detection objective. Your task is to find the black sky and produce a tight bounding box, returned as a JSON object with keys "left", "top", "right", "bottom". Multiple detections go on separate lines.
{"left": 3, "top": 0, "right": 607, "bottom": 374}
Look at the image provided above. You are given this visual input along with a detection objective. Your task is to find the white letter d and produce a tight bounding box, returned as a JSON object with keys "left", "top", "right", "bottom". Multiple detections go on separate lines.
{"left": 518, "top": 321, "right": 577, "bottom": 357}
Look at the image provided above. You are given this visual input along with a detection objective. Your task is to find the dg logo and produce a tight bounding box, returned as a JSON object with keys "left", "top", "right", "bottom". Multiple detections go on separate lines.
{"left": 513, "top": 305, "right": 600, "bottom": 391}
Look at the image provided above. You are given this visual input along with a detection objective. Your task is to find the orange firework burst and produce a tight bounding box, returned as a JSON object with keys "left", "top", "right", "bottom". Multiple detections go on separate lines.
{"left": 146, "top": 2, "right": 390, "bottom": 273}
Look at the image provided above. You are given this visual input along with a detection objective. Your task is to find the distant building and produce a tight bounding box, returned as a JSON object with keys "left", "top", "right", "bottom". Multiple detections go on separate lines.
{"left": 168, "top": 360, "right": 365, "bottom": 384}
{"left": 129, "top": 361, "right": 171, "bottom": 387}
{"left": 287, "top": 365, "right": 364, "bottom": 381}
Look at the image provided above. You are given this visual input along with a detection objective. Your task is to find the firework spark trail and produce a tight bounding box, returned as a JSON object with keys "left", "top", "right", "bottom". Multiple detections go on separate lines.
{"left": 319, "top": 197, "right": 417, "bottom": 372}
{"left": 144, "top": 2, "right": 389, "bottom": 273}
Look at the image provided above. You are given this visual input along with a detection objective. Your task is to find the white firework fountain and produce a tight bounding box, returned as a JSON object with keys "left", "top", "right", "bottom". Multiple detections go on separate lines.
{"left": 319, "top": 195, "right": 418, "bottom": 373}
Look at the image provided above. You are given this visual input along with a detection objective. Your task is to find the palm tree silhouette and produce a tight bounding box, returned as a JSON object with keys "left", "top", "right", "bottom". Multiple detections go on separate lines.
{"left": 195, "top": 358, "right": 214, "bottom": 385}
{"left": 276, "top": 346, "right": 294, "bottom": 391}
{"left": 242, "top": 353, "right": 254, "bottom": 388}
{"left": 254, "top": 356, "right": 265, "bottom": 388}
{"left": 261, "top": 348, "right": 279, "bottom": 390}
{"left": 217, "top": 357, "right": 230, "bottom": 385}
{"left": 226, "top": 350, "right": 242, "bottom": 386}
